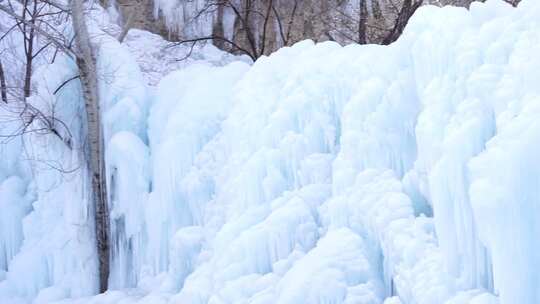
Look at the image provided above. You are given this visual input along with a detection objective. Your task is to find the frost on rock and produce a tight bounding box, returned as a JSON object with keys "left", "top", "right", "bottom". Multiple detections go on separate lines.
{"left": 2, "top": 1, "right": 540, "bottom": 304}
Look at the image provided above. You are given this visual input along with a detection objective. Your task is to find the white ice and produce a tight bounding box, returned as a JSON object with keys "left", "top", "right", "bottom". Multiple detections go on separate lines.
{"left": 1, "top": 1, "right": 539, "bottom": 304}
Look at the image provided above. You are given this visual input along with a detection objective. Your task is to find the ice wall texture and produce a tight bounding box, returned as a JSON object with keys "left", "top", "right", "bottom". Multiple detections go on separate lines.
{"left": 144, "top": 1, "right": 536, "bottom": 303}
{"left": 2, "top": 0, "right": 539, "bottom": 303}
{"left": 0, "top": 13, "right": 151, "bottom": 303}
{"left": 0, "top": 57, "right": 99, "bottom": 304}
{"left": 107, "top": 1, "right": 534, "bottom": 303}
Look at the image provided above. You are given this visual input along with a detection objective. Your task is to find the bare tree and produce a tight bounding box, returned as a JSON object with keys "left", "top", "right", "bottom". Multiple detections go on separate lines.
{"left": 1, "top": 0, "right": 76, "bottom": 104}
{"left": 70, "top": 0, "right": 110, "bottom": 292}
{"left": 0, "top": 1, "right": 74, "bottom": 142}
{"left": 171, "top": 0, "right": 428, "bottom": 59}
{"left": 0, "top": 0, "right": 110, "bottom": 292}
{"left": 170, "top": 0, "right": 525, "bottom": 58}
{"left": 383, "top": 0, "right": 423, "bottom": 45}
{"left": 0, "top": 0, "right": 70, "bottom": 99}
{"left": 273, "top": 0, "right": 299, "bottom": 46}
{"left": 319, "top": 0, "right": 427, "bottom": 45}
{"left": 321, "top": 0, "right": 375, "bottom": 44}
{"left": 171, "top": 0, "right": 288, "bottom": 61}
{"left": 21, "top": 0, "right": 38, "bottom": 98}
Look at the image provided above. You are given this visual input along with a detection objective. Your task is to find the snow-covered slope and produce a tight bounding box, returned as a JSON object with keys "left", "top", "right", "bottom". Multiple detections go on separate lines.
{"left": 1, "top": 0, "right": 539, "bottom": 303}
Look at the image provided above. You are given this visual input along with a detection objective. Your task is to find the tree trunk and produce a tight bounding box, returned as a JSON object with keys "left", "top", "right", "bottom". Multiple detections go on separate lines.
{"left": 22, "top": 1, "right": 36, "bottom": 98}
{"left": 212, "top": 5, "right": 226, "bottom": 49}
{"left": 117, "top": 10, "right": 134, "bottom": 43}
{"left": 0, "top": 60, "right": 7, "bottom": 103}
{"left": 24, "top": 47, "right": 33, "bottom": 98}
{"left": 358, "top": 0, "right": 368, "bottom": 44}
{"left": 70, "top": 0, "right": 110, "bottom": 293}
{"left": 382, "top": 0, "right": 423, "bottom": 45}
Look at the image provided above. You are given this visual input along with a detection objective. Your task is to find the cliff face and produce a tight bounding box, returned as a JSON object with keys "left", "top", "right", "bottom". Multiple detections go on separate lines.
{"left": 104, "top": 0, "right": 477, "bottom": 57}
{"left": 103, "top": 0, "right": 169, "bottom": 38}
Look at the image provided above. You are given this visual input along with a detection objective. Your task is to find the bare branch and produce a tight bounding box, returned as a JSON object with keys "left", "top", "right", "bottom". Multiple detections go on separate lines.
{"left": 171, "top": 35, "right": 256, "bottom": 61}
{"left": 0, "top": 3, "right": 75, "bottom": 58}
{"left": 53, "top": 75, "right": 80, "bottom": 95}
{"left": 174, "top": 41, "right": 197, "bottom": 62}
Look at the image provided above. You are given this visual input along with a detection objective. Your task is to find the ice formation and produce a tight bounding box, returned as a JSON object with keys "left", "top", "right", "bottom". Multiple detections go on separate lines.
{"left": 1, "top": 0, "right": 539, "bottom": 304}
{"left": 153, "top": 0, "right": 216, "bottom": 38}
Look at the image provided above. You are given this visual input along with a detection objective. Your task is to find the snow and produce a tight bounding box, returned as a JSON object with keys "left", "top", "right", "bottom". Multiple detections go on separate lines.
{"left": 1, "top": 0, "right": 539, "bottom": 304}
{"left": 121, "top": 29, "right": 250, "bottom": 86}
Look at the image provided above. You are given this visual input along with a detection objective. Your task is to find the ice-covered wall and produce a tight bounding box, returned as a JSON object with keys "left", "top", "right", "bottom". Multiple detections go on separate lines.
{"left": 134, "top": 1, "right": 535, "bottom": 303}
{"left": 0, "top": 57, "right": 99, "bottom": 303}
{"left": 1, "top": 1, "right": 538, "bottom": 304}
{"left": 0, "top": 6, "right": 96, "bottom": 302}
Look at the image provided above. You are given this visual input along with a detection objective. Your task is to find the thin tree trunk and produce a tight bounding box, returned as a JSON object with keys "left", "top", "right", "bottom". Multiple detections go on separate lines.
{"left": 70, "top": 0, "right": 110, "bottom": 293}
{"left": 117, "top": 10, "right": 134, "bottom": 43}
{"left": 358, "top": 0, "right": 368, "bottom": 44}
{"left": 0, "top": 60, "right": 7, "bottom": 103}
{"left": 382, "top": 0, "right": 423, "bottom": 45}
{"left": 24, "top": 47, "right": 33, "bottom": 97}
{"left": 212, "top": 5, "right": 225, "bottom": 49}
{"left": 259, "top": 0, "right": 273, "bottom": 55}
{"left": 22, "top": 1, "right": 37, "bottom": 98}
